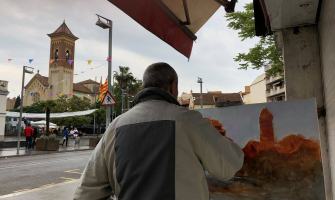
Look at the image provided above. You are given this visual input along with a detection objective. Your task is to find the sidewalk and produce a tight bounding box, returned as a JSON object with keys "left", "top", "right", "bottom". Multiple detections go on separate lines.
{"left": 0, "top": 137, "right": 95, "bottom": 158}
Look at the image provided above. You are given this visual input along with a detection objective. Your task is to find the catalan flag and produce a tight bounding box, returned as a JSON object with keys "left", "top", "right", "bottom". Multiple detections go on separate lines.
{"left": 98, "top": 77, "right": 108, "bottom": 101}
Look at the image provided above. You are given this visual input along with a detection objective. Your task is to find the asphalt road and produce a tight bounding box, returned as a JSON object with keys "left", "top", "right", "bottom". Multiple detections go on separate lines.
{"left": 0, "top": 150, "right": 93, "bottom": 197}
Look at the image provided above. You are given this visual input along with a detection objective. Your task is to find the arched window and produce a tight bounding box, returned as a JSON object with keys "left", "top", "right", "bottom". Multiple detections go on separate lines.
{"left": 55, "top": 49, "right": 59, "bottom": 60}
{"left": 66, "top": 50, "right": 70, "bottom": 61}
{"left": 33, "top": 93, "right": 40, "bottom": 103}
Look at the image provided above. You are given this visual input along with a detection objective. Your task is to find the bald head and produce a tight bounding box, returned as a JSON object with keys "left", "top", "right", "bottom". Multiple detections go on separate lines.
{"left": 143, "top": 62, "right": 178, "bottom": 99}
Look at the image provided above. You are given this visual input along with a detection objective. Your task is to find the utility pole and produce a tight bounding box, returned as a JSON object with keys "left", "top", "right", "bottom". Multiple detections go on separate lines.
{"left": 112, "top": 71, "right": 116, "bottom": 120}
{"left": 96, "top": 14, "right": 112, "bottom": 127}
{"left": 197, "top": 77, "right": 203, "bottom": 108}
{"left": 93, "top": 77, "right": 96, "bottom": 136}
{"left": 17, "top": 66, "right": 34, "bottom": 155}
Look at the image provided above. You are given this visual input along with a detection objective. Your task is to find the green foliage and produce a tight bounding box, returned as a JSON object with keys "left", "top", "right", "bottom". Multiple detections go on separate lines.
{"left": 14, "top": 96, "right": 20, "bottom": 109}
{"left": 39, "top": 134, "right": 56, "bottom": 140}
{"left": 93, "top": 108, "right": 106, "bottom": 135}
{"left": 24, "top": 102, "right": 44, "bottom": 113}
{"left": 225, "top": 3, "right": 283, "bottom": 76}
{"left": 50, "top": 95, "right": 92, "bottom": 127}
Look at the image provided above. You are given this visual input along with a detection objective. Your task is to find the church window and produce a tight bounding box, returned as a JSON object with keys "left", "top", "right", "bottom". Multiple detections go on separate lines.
{"left": 33, "top": 93, "right": 40, "bottom": 103}
{"left": 66, "top": 50, "right": 70, "bottom": 61}
{"left": 55, "top": 49, "right": 59, "bottom": 60}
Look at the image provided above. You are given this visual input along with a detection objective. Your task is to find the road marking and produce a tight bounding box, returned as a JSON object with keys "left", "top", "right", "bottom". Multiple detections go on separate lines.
{"left": 12, "top": 189, "right": 29, "bottom": 193}
{"left": 0, "top": 156, "right": 88, "bottom": 170}
{"left": 0, "top": 180, "right": 79, "bottom": 199}
{"left": 60, "top": 177, "right": 77, "bottom": 181}
{"left": 64, "top": 169, "right": 83, "bottom": 174}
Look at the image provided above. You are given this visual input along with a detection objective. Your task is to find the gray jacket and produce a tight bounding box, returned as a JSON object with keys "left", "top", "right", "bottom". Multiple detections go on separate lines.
{"left": 74, "top": 88, "right": 244, "bottom": 200}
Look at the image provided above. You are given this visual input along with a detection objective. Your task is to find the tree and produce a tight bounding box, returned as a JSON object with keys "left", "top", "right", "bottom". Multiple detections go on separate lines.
{"left": 93, "top": 108, "right": 106, "bottom": 135}
{"left": 50, "top": 95, "right": 92, "bottom": 127}
{"left": 225, "top": 3, "right": 283, "bottom": 75}
{"left": 38, "top": 100, "right": 57, "bottom": 135}
{"left": 14, "top": 96, "right": 20, "bottom": 109}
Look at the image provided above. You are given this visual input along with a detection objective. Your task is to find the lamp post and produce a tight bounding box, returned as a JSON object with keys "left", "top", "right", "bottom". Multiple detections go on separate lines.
{"left": 17, "top": 66, "right": 34, "bottom": 155}
{"left": 96, "top": 14, "right": 113, "bottom": 127}
{"left": 197, "top": 77, "right": 203, "bottom": 108}
{"left": 112, "top": 71, "right": 117, "bottom": 120}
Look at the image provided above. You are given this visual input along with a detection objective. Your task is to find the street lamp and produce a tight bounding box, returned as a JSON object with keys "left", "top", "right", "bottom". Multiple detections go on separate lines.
{"left": 17, "top": 66, "right": 34, "bottom": 154}
{"left": 96, "top": 14, "right": 113, "bottom": 126}
{"left": 197, "top": 77, "right": 203, "bottom": 108}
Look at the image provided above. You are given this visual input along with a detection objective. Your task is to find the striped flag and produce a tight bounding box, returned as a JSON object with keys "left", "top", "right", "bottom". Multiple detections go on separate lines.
{"left": 98, "top": 77, "right": 108, "bottom": 101}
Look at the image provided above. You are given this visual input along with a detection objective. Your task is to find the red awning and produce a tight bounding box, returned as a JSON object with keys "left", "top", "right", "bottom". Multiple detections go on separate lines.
{"left": 108, "top": 0, "right": 237, "bottom": 59}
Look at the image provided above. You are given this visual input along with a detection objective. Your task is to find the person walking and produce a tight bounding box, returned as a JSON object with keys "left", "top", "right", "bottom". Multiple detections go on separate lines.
{"left": 62, "top": 128, "right": 69, "bottom": 147}
{"left": 32, "top": 127, "right": 38, "bottom": 149}
{"left": 74, "top": 63, "right": 244, "bottom": 200}
{"left": 24, "top": 123, "right": 33, "bottom": 150}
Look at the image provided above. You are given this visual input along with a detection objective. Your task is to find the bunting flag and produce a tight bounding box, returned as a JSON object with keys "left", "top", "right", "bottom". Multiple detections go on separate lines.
{"left": 29, "top": 59, "right": 34, "bottom": 63}
{"left": 69, "top": 94, "right": 72, "bottom": 97}
{"left": 67, "top": 77, "right": 70, "bottom": 78}
{"left": 51, "top": 93, "right": 53, "bottom": 97}
{"left": 106, "top": 56, "right": 111, "bottom": 62}
{"left": 49, "top": 59, "right": 54, "bottom": 64}
{"left": 41, "top": 93, "right": 43, "bottom": 96}
{"left": 98, "top": 77, "right": 108, "bottom": 101}
{"left": 61, "top": 80, "right": 64, "bottom": 83}
{"left": 8, "top": 59, "right": 12, "bottom": 62}
{"left": 87, "top": 60, "right": 92, "bottom": 65}
{"left": 99, "top": 76, "right": 102, "bottom": 93}
{"left": 37, "top": 88, "right": 39, "bottom": 91}
{"left": 78, "top": 94, "right": 81, "bottom": 96}
{"left": 74, "top": 74, "right": 78, "bottom": 76}
{"left": 68, "top": 60, "right": 73, "bottom": 65}
{"left": 30, "top": 92, "right": 33, "bottom": 96}
{"left": 48, "top": 85, "right": 51, "bottom": 89}
{"left": 60, "top": 93, "right": 63, "bottom": 97}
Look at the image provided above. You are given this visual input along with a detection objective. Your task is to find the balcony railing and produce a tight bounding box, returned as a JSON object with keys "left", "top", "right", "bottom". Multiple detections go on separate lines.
{"left": 265, "top": 74, "right": 284, "bottom": 84}
{"left": 266, "top": 86, "right": 285, "bottom": 98}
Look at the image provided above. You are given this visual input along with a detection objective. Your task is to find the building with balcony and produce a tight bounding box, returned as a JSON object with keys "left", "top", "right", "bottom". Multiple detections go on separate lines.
{"left": 264, "top": 64, "right": 286, "bottom": 102}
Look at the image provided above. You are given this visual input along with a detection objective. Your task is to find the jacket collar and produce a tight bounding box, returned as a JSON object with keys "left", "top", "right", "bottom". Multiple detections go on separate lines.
{"left": 133, "top": 87, "right": 180, "bottom": 107}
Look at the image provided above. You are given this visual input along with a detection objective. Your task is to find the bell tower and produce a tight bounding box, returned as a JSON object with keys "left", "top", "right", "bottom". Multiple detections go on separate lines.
{"left": 47, "top": 21, "right": 78, "bottom": 99}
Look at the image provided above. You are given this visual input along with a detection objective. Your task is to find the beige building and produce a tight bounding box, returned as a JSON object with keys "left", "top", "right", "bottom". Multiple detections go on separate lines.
{"left": 189, "top": 91, "right": 243, "bottom": 109}
{"left": 243, "top": 74, "right": 267, "bottom": 104}
{"left": 264, "top": 65, "right": 286, "bottom": 102}
{"left": 23, "top": 21, "right": 99, "bottom": 107}
{"left": 6, "top": 97, "right": 16, "bottom": 111}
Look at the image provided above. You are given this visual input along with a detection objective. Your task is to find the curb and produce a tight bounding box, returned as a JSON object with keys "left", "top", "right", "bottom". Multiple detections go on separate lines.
{"left": 0, "top": 148, "right": 94, "bottom": 159}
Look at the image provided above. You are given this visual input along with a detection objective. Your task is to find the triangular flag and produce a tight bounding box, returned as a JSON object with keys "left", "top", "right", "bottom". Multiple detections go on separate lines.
{"left": 8, "top": 59, "right": 12, "bottom": 62}
{"left": 53, "top": 83, "right": 55, "bottom": 86}
{"left": 60, "top": 93, "right": 63, "bottom": 97}
{"left": 40, "top": 93, "right": 43, "bottom": 96}
{"left": 74, "top": 74, "right": 78, "bottom": 76}
{"left": 37, "top": 88, "right": 39, "bottom": 91}
{"left": 61, "top": 80, "right": 64, "bottom": 83}
{"left": 91, "top": 68, "right": 93, "bottom": 69}
{"left": 29, "top": 59, "right": 34, "bottom": 63}
{"left": 49, "top": 59, "right": 54, "bottom": 64}
{"left": 69, "top": 94, "right": 72, "bottom": 97}
{"left": 87, "top": 60, "right": 92, "bottom": 65}
{"left": 106, "top": 56, "right": 111, "bottom": 62}
{"left": 67, "top": 77, "right": 70, "bottom": 79}
{"left": 51, "top": 93, "right": 53, "bottom": 97}
{"left": 68, "top": 60, "right": 73, "bottom": 65}
{"left": 81, "top": 71, "right": 84, "bottom": 73}
{"left": 78, "top": 94, "right": 81, "bottom": 96}
{"left": 30, "top": 92, "right": 33, "bottom": 96}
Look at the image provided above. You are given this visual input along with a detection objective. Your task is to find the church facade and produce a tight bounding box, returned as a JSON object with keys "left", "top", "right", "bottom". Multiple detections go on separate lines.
{"left": 23, "top": 21, "right": 99, "bottom": 107}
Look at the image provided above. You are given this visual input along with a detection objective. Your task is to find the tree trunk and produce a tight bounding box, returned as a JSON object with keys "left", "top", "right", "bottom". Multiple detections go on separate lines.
{"left": 46, "top": 108, "right": 50, "bottom": 135}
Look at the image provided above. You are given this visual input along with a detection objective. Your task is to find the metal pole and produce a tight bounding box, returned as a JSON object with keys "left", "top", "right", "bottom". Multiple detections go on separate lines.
{"left": 17, "top": 66, "right": 25, "bottom": 154}
{"left": 127, "top": 96, "right": 130, "bottom": 111}
{"left": 106, "top": 21, "right": 113, "bottom": 127}
{"left": 112, "top": 73, "right": 114, "bottom": 121}
{"left": 94, "top": 77, "right": 96, "bottom": 136}
{"left": 200, "top": 82, "right": 203, "bottom": 108}
{"left": 121, "top": 89, "right": 124, "bottom": 114}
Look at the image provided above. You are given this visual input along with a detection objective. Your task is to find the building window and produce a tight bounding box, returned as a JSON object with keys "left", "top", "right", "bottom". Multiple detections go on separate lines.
{"left": 55, "top": 49, "right": 59, "bottom": 60}
{"left": 66, "top": 50, "right": 70, "bottom": 61}
{"left": 33, "top": 93, "right": 40, "bottom": 103}
{"left": 214, "top": 97, "right": 218, "bottom": 102}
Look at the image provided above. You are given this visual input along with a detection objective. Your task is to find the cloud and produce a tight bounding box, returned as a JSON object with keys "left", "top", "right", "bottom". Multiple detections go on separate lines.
{"left": 0, "top": 0, "right": 263, "bottom": 99}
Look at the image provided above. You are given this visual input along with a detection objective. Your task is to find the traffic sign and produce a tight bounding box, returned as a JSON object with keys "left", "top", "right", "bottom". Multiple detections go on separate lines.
{"left": 101, "top": 91, "right": 118, "bottom": 106}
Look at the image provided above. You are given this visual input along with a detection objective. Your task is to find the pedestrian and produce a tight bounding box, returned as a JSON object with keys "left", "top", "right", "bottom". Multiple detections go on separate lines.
{"left": 32, "top": 127, "right": 38, "bottom": 149}
{"left": 24, "top": 123, "right": 33, "bottom": 150}
{"left": 62, "top": 128, "right": 69, "bottom": 147}
{"left": 74, "top": 63, "right": 244, "bottom": 200}
{"left": 70, "top": 129, "right": 74, "bottom": 139}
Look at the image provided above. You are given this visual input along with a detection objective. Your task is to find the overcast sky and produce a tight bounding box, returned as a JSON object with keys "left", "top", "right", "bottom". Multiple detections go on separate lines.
{"left": 0, "top": 0, "right": 263, "bottom": 99}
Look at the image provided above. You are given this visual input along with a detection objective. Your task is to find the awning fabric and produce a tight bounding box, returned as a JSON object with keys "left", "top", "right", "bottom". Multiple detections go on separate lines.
{"left": 108, "top": 0, "right": 224, "bottom": 59}
{"left": 6, "top": 109, "right": 97, "bottom": 118}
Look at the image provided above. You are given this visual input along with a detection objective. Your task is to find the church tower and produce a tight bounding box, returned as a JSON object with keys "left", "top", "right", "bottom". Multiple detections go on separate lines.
{"left": 259, "top": 107, "right": 275, "bottom": 150}
{"left": 47, "top": 21, "right": 78, "bottom": 99}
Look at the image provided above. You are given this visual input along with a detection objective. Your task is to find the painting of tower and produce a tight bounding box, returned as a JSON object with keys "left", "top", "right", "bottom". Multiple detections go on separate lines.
{"left": 259, "top": 107, "right": 274, "bottom": 150}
